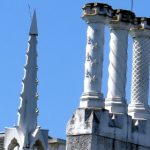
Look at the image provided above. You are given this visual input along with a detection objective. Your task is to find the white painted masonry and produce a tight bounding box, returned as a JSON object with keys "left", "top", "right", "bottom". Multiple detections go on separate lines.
{"left": 67, "top": 3, "right": 150, "bottom": 150}
{"left": 80, "top": 3, "right": 112, "bottom": 108}
{"left": 128, "top": 18, "right": 150, "bottom": 120}
{"left": 48, "top": 138, "right": 66, "bottom": 150}
{"left": 4, "top": 11, "right": 48, "bottom": 150}
{"left": 80, "top": 20, "right": 105, "bottom": 108}
{"left": 105, "top": 10, "right": 134, "bottom": 114}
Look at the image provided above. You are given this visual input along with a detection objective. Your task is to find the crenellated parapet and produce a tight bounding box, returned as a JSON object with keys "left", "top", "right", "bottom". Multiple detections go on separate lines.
{"left": 82, "top": 3, "right": 113, "bottom": 18}
{"left": 112, "top": 9, "right": 135, "bottom": 23}
{"left": 67, "top": 108, "right": 150, "bottom": 149}
{"left": 67, "top": 2, "right": 150, "bottom": 150}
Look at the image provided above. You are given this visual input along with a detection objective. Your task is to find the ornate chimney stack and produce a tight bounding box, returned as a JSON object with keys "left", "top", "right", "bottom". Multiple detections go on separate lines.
{"left": 128, "top": 17, "right": 150, "bottom": 119}
{"left": 66, "top": 2, "right": 150, "bottom": 150}
{"left": 80, "top": 3, "right": 113, "bottom": 108}
{"left": 65, "top": 2, "right": 150, "bottom": 149}
{"left": 105, "top": 10, "right": 135, "bottom": 113}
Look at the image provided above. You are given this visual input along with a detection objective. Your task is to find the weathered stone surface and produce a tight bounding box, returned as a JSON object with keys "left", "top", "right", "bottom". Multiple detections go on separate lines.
{"left": 48, "top": 138, "right": 66, "bottom": 150}
{"left": 0, "top": 133, "right": 4, "bottom": 150}
{"left": 66, "top": 108, "right": 150, "bottom": 149}
{"left": 67, "top": 134, "right": 150, "bottom": 150}
{"left": 66, "top": 4, "right": 150, "bottom": 150}
{"left": 66, "top": 135, "right": 92, "bottom": 150}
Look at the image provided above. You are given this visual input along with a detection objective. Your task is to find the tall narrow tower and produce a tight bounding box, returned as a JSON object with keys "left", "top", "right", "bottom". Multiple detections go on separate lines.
{"left": 4, "top": 11, "right": 48, "bottom": 150}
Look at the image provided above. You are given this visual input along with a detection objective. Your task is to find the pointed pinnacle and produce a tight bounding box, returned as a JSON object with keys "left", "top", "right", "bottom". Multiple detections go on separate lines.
{"left": 29, "top": 10, "right": 38, "bottom": 35}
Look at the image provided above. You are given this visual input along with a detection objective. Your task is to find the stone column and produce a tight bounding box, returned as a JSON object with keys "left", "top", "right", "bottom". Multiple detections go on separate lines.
{"left": 80, "top": 3, "right": 112, "bottom": 108}
{"left": 128, "top": 17, "right": 150, "bottom": 119}
{"left": 105, "top": 10, "right": 135, "bottom": 114}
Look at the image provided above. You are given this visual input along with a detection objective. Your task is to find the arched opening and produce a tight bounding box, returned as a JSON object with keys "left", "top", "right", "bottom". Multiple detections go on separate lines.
{"left": 8, "top": 138, "right": 19, "bottom": 150}
{"left": 33, "top": 140, "right": 44, "bottom": 150}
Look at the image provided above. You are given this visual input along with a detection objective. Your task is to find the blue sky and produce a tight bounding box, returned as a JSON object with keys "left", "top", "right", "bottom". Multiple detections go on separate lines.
{"left": 0, "top": 0, "right": 149, "bottom": 139}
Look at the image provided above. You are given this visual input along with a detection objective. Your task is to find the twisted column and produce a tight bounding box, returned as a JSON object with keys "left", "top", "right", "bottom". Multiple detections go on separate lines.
{"left": 105, "top": 24, "right": 129, "bottom": 113}
{"left": 105, "top": 10, "right": 135, "bottom": 114}
{"left": 128, "top": 18, "right": 150, "bottom": 119}
{"left": 80, "top": 3, "right": 112, "bottom": 108}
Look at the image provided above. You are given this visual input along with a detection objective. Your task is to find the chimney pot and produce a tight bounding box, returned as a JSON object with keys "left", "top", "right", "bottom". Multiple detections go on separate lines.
{"left": 82, "top": 3, "right": 113, "bottom": 18}
{"left": 112, "top": 9, "right": 135, "bottom": 23}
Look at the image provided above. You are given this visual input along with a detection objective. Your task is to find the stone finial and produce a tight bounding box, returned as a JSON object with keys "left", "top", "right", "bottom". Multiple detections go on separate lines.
{"left": 29, "top": 10, "right": 38, "bottom": 35}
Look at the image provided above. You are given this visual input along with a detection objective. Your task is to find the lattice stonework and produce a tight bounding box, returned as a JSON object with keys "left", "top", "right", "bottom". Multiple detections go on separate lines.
{"left": 107, "top": 29, "right": 128, "bottom": 99}
{"left": 131, "top": 37, "right": 150, "bottom": 105}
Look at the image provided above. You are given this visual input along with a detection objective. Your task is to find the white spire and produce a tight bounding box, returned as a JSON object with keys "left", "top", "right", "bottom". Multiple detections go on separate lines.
{"left": 29, "top": 10, "right": 38, "bottom": 35}
{"left": 4, "top": 11, "right": 48, "bottom": 150}
{"left": 18, "top": 11, "right": 39, "bottom": 133}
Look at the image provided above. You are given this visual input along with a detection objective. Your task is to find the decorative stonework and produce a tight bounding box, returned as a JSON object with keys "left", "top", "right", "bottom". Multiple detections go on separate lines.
{"left": 105, "top": 10, "right": 135, "bottom": 114}
{"left": 84, "top": 23, "right": 104, "bottom": 92}
{"left": 4, "top": 11, "right": 48, "bottom": 150}
{"left": 67, "top": 108, "right": 150, "bottom": 149}
{"left": 18, "top": 35, "right": 38, "bottom": 131}
{"left": 131, "top": 38, "right": 149, "bottom": 105}
{"left": 128, "top": 18, "right": 150, "bottom": 120}
{"left": 79, "top": 2, "right": 114, "bottom": 109}
{"left": 82, "top": 3, "right": 113, "bottom": 18}
{"left": 66, "top": 2, "right": 150, "bottom": 150}
{"left": 105, "top": 24, "right": 129, "bottom": 114}
{"left": 80, "top": 20, "right": 105, "bottom": 108}
{"left": 85, "top": 71, "right": 97, "bottom": 83}
{"left": 67, "top": 135, "right": 92, "bottom": 150}
{"left": 107, "top": 29, "right": 128, "bottom": 99}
